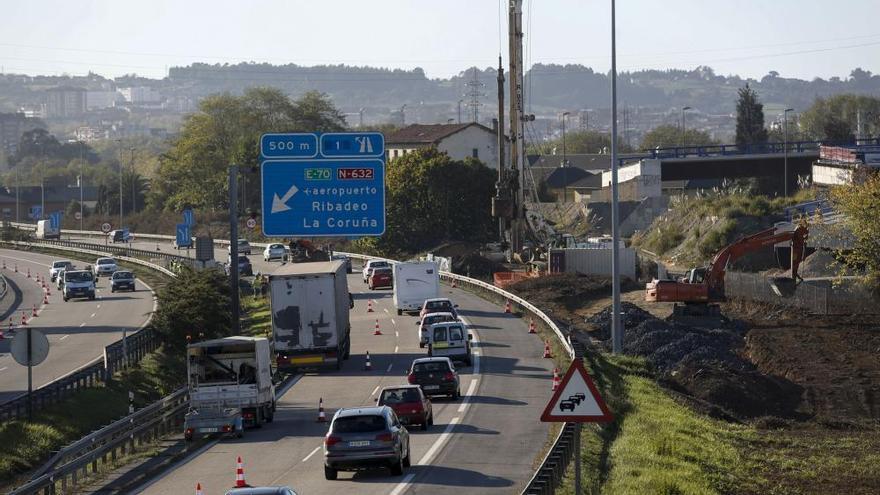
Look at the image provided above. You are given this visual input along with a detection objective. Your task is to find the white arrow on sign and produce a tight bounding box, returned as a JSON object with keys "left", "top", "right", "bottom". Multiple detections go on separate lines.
{"left": 271, "top": 184, "right": 299, "bottom": 213}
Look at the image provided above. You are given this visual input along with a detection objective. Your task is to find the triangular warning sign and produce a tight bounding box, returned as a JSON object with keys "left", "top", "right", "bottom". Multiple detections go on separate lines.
{"left": 541, "top": 359, "right": 613, "bottom": 423}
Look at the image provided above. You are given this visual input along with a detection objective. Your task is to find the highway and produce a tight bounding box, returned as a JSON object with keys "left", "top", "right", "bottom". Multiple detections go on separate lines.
{"left": 0, "top": 249, "right": 156, "bottom": 403}
{"left": 132, "top": 269, "right": 553, "bottom": 494}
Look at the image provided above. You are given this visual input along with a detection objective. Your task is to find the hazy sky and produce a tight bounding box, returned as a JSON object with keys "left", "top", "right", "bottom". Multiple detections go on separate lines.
{"left": 2, "top": 0, "right": 879, "bottom": 81}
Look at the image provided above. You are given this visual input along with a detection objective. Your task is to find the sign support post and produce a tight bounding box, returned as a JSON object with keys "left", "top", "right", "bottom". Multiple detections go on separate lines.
{"left": 26, "top": 328, "right": 32, "bottom": 420}
{"left": 229, "top": 165, "right": 240, "bottom": 334}
{"left": 574, "top": 423, "right": 581, "bottom": 493}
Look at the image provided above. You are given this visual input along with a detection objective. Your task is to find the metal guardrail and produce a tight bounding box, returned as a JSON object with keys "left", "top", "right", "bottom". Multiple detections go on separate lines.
{"left": 9, "top": 389, "right": 188, "bottom": 495}
{"left": 0, "top": 240, "right": 175, "bottom": 420}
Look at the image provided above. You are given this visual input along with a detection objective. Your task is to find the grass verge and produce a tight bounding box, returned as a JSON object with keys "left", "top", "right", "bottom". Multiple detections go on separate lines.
{"left": 241, "top": 293, "right": 272, "bottom": 338}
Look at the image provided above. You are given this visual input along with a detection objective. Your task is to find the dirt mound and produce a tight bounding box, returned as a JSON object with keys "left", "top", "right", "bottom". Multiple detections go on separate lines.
{"left": 583, "top": 302, "right": 655, "bottom": 340}
{"left": 509, "top": 274, "right": 614, "bottom": 313}
{"left": 799, "top": 249, "right": 840, "bottom": 278}
{"left": 452, "top": 252, "right": 504, "bottom": 278}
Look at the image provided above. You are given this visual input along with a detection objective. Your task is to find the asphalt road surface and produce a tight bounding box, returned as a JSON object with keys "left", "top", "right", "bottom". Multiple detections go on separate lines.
{"left": 133, "top": 270, "right": 554, "bottom": 495}
{"left": 0, "top": 249, "right": 156, "bottom": 403}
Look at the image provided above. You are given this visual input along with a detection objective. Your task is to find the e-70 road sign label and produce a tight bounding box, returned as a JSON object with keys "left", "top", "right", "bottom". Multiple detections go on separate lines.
{"left": 261, "top": 159, "right": 385, "bottom": 237}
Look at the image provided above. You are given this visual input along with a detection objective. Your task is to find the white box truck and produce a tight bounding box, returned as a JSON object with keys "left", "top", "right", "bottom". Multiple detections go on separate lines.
{"left": 393, "top": 261, "right": 440, "bottom": 315}
{"left": 268, "top": 260, "right": 351, "bottom": 371}
{"left": 35, "top": 219, "right": 60, "bottom": 240}
{"left": 184, "top": 336, "right": 276, "bottom": 441}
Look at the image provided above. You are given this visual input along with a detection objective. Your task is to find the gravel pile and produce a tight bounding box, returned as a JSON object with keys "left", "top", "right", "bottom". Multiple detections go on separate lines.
{"left": 584, "top": 302, "right": 655, "bottom": 340}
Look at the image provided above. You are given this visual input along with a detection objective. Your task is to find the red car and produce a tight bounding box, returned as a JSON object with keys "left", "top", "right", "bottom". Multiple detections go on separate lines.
{"left": 369, "top": 267, "right": 393, "bottom": 290}
{"left": 376, "top": 385, "right": 433, "bottom": 430}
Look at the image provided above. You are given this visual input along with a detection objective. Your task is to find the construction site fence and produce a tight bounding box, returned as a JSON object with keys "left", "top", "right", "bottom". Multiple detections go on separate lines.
{"left": 0, "top": 240, "right": 176, "bottom": 421}
{"left": 725, "top": 271, "right": 880, "bottom": 315}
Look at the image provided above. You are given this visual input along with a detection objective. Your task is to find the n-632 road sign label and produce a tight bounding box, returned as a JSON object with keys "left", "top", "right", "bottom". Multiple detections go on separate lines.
{"left": 261, "top": 159, "right": 385, "bottom": 237}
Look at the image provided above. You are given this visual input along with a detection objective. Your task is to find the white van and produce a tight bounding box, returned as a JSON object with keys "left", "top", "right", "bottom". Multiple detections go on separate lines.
{"left": 35, "top": 220, "right": 60, "bottom": 240}
{"left": 426, "top": 321, "right": 472, "bottom": 366}
{"left": 392, "top": 261, "right": 440, "bottom": 315}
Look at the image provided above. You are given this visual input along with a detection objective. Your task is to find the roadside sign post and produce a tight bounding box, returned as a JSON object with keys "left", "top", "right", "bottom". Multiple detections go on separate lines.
{"left": 260, "top": 132, "right": 385, "bottom": 237}
{"left": 11, "top": 329, "right": 49, "bottom": 420}
{"left": 541, "top": 359, "right": 613, "bottom": 495}
{"left": 229, "top": 165, "right": 240, "bottom": 334}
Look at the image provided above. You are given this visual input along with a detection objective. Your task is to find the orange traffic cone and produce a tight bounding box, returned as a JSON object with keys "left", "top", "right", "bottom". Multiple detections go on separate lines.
{"left": 542, "top": 340, "right": 553, "bottom": 359}
{"left": 13, "top": 263, "right": 17, "bottom": 273}
{"left": 233, "top": 455, "right": 250, "bottom": 488}
{"left": 373, "top": 319, "right": 382, "bottom": 335}
{"left": 451, "top": 278, "right": 457, "bottom": 289}
{"left": 43, "top": 293, "right": 49, "bottom": 305}
{"left": 317, "top": 398, "right": 327, "bottom": 422}
{"left": 196, "top": 482, "right": 203, "bottom": 495}
{"left": 552, "top": 368, "right": 561, "bottom": 391}
{"left": 367, "top": 299, "right": 374, "bottom": 312}
{"left": 0, "top": 326, "right": 4, "bottom": 340}
{"left": 21, "top": 312, "right": 27, "bottom": 326}
{"left": 26, "top": 268, "right": 30, "bottom": 278}
{"left": 504, "top": 300, "right": 512, "bottom": 313}
{"left": 364, "top": 351, "right": 372, "bottom": 371}
{"left": 528, "top": 318, "right": 536, "bottom": 334}
{"left": 32, "top": 305, "right": 38, "bottom": 317}
{"left": 8, "top": 319, "right": 13, "bottom": 334}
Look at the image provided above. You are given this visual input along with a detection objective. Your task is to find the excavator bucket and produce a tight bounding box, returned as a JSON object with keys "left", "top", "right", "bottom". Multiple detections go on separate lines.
{"left": 768, "top": 276, "right": 798, "bottom": 297}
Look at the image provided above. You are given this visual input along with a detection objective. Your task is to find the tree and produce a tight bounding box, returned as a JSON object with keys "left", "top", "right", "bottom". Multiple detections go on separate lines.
{"left": 360, "top": 148, "right": 496, "bottom": 256}
{"left": 531, "top": 130, "right": 633, "bottom": 155}
{"left": 830, "top": 172, "right": 880, "bottom": 293}
{"left": 151, "top": 267, "right": 232, "bottom": 350}
{"left": 799, "top": 94, "right": 879, "bottom": 142}
{"left": 640, "top": 124, "right": 716, "bottom": 150}
{"left": 152, "top": 88, "right": 347, "bottom": 211}
{"left": 735, "top": 84, "right": 768, "bottom": 149}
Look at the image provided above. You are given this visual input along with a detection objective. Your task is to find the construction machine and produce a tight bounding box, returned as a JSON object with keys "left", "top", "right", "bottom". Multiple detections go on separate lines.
{"left": 287, "top": 239, "right": 329, "bottom": 263}
{"left": 645, "top": 225, "right": 808, "bottom": 317}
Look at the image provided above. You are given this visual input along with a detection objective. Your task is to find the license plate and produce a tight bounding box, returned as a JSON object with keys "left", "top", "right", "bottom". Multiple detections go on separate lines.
{"left": 424, "top": 385, "right": 440, "bottom": 390}
{"left": 200, "top": 427, "right": 218, "bottom": 433}
{"left": 349, "top": 440, "right": 370, "bottom": 447}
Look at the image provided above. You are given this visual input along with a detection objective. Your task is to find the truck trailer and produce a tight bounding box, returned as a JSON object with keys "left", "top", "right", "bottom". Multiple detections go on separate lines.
{"left": 392, "top": 261, "right": 440, "bottom": 315}
{"left": 269, "top": 260, "right": 352, "bottom": 370}
{"left": 183, "top": 336, "right": 276, "bottom": 441}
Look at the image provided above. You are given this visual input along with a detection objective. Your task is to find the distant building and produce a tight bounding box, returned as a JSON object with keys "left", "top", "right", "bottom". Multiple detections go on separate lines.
{"left": 118, "top": 86, "right": 161, "bottom": 104}
{"left": 385, "top": 123, "right": 504, "bottom": 167}
{"left": 813, "top": 145, "right": 880, "bottom": 186}
{"left": 86, "top": 90, "right": 120, "bottom": 110}
{"left": 0, "top": 112, "right": 46, "bottom": 158}
{"left": 45, "top": 86, "right": 87, "bottom": 118}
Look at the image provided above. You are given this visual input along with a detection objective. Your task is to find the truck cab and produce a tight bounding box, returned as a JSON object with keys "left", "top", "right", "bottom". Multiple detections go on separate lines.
{"left": 426, "top": 321, "right": 472, "bottom": 366}
{"left": 63, "top": 270, "right": 96, "bottom": 301}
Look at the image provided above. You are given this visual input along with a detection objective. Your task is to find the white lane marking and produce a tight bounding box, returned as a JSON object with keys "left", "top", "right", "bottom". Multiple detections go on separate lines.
{"left": 371, "top": 385, "right": 380, "bottom": 396}
{"left": 386, "top": 363, "right": 393, "bottom": 373}
{"left": 395, "top": 331, "right": 399, "bottom": 338}
{"left": 90, "top": 313, "right": 96, "bottom": 318}
{"left": 384, "top": 308, "right": 389, "bottom": 313}
{"left": 394, "top": 345, "right": 399, "bottom": 353}
{"left": 458, "top": 378, "right": 479, "bottom": 413}
{"left": 390, "top": 474, "right": 416, "bottom": 495}
{"left": 419, "top": 416, "right": 460, "bottom": 465}
{"left": 60, "top": 334, "right": 70, "bottom": 341}
{"left": 96, "top": 304, "right": 101, "bottom": 309}
{"left": 79, "top": 322, "right": 85, "bottom": 327}
{"left": 0, "top": 367, "right": 7, "bottom": 372}
{"left": 391, "top": 318, "right": 396, "bottom": 326}
{"left": 301, "top": 445, "right": 321, "bottom": 462}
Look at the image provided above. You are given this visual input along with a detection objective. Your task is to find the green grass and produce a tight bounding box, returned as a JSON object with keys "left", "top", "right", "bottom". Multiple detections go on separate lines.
{"left": 241, "top": 294, "right": 272, "bottom": 338}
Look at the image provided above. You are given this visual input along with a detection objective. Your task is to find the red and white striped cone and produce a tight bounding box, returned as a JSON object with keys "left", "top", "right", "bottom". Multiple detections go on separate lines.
{"left": 367, "top": 299, "right": 374, "bottom": 312}
{"left": 373, "top": 319, "right": 382, "bottom": 335}
{"left": 551, "top": 368, "right": 561, "bottom": 391}
{"left": 21, "top": 312, "right": 27, "bottom": 326}
{"left": 8, "top": 319, "right": 13, "bottom": 334}
{"left": 364, "top": 351, "right": 372, "bottom": 371}
{"left": 504, "top": 300, "right": 512, "bottom": 313}
{"left": 0, "top": 326, "right": 4, "bottom": 340}
{"left": 32, "top": 305, "right": 38, "bottom": 317}
{"left": 528, "top": 318, "right": 536, "bottom": 334}
{"left": 43, "top": 293, "right": 49, "bottom": 305}
{"left": 317, "top": 398, "right": 327, "bottom": 422}
{"left": 542, "top": 340, "right": 553, "bottom": 359}
{"left": 14, "top": 263, "right": 18, "bottom": 273}
{"left": 233, "top": 455, "right": 250, "bottom": 488}
{"left": 195, "top": 482, "right": 203, "bottom": 495}
{"left": 26, "top": 268, "right": 31, "bottom": 278}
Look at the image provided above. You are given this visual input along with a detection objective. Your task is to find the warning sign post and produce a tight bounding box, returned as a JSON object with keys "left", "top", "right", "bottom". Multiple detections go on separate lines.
{"left": 540, "top": 358, "right": 613, "bottom": 495}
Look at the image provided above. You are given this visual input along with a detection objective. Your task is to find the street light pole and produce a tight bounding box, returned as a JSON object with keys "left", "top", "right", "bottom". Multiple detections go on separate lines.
{"left": 79, "top": 141, "right": 84, "bottom": 231}
{"left": 610, "top": 0, "right": 623, "bottom": 354}
{"left": 130, "top": 147, "right": 135, "bottom": 215}
{"left": 783, "top": 108, "right": 794, "bottom": 197}
{"left": 400, "top": 104, "right": 407, "bottom": 126}
{"left": 457, "top": 100, "right": 463, "bottom": 124}
{"left": 680, "top": 106, "right": 692, "bottom": 147}
{"left": 562, "top": 111, "right": 570, "bottom": 202}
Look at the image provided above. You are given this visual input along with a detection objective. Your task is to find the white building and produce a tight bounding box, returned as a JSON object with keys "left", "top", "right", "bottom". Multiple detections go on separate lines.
{"left": 385, "top": 123, "right": 505, "bottom": 167}
{"left": 597, "top": 158, "right": 662, "bottom": 200}
{"left": 86, "top": 91, "right": 120, "bottom": 110}
{"left": 118, "top": 86, "right": 161, "bottom": 104}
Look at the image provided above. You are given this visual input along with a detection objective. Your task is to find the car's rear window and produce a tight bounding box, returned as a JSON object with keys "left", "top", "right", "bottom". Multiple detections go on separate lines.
{"left": 371, "top": 261, "right": 389, "bottom": 268}
{"left": 332, "top": 415, "right": 386, "bottom": 433}
{"left": 426, "top": 300, "right": 452, "bottom": 311}
{"left": 381, "top": 388, "right": 421, "bottom": 404}
{"left": 374, "top": 268, "right": 391, "bottom": 275}
{"left": 114, "top": 272, "right": 133, "bottom": 280}
{"left": 65, "top": 271, "right": 93, "bottom": 282}
{"left": 425, "top": 314, "right": 452, "bottom": 326}
{"left": 270, "top": 244, "right": 284, "bottom": 249}
{"left": 97, "top": 258, "right": 114, "bottom": 265}
{"left": 53, "top": 261, "right": 70, "bottom": 268}
{"left": 413, "top": 361, "right": 450, "bottom": 373}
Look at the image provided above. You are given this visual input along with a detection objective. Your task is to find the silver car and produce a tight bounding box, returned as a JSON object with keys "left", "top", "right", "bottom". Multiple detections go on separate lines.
{"left": 323, "top": 406, "right": 410, "bottom": 479}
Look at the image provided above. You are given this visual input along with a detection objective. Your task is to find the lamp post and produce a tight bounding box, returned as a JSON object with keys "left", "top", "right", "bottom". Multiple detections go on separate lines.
{"left": 610, "top": 0, "right": 623, "bottom": 355}
{"left": 130, "top": 147, "right": 136, "bottom": 215}
{"left": 358, "top": 107, "right": 365, "bottom": 128}
{"left": 79, "top": 140, "right": 84, "bottom": 231}
{"left": 457, "top": 99, "right": 463, "bottom": 124}
{"left": 680, "top": 106, "right": 692, "bottom": 147}
{"left": 400, "top": 104, "right": 407, "bottom": 126}
{"left": 562, "top": 111, "right": 570, "bottom": 202}
{"left": 783, "top": 108, "right": 794, "bottom": 197}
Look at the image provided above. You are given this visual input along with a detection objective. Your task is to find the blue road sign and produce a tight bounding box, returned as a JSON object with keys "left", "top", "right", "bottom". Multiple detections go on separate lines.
{"left": 320, "top": 132, "right": 385, "bottom": 158}
{"left": 29, "top": 206, "right": 42, "bottom": 220}
{"left": 261, "top": 158, "right": 385, "bottom": 237}
{"left": 49, "top": 211, "right": 62, "bottom": 230}
{"left": 182, "top": 208, "right": 195, "bottom": 227}
{"left": 261, "top": 133, "right": 319, "bottom": 159}
{"left": 176, "top": 223, "right": 192, "bottom": 247}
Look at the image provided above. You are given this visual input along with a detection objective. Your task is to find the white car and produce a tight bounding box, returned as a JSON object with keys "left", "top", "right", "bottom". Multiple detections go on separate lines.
{"left": 93, "top": 257, "right": 118, "bottom": 277}
{"left": 263, "top": 243, "right": 287, "bottom": 261}
{"left": 362, "top": 259, "right": 390, "bottom": 283}
{"left": 416, "top": 312, "right": 457, "bottom": 349}
{"left": 50, "top": 260, "right": 73, "bottom": 282}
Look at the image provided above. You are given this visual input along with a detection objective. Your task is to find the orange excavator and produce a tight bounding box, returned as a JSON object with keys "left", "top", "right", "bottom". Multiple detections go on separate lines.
{"left": 287, "top": 239, "right": 330, "bottom": 263}
{"left": 645, "top": 225, "right": 808, "bottom": 317}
